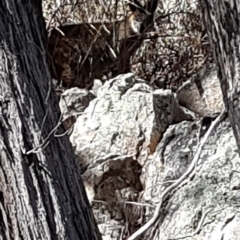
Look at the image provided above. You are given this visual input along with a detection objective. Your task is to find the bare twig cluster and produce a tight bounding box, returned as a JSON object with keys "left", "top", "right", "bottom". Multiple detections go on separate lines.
{"left": 44, "top": 0, "right": 158, "bottom": 88}
{"left": 43, "top": 0, "right": 212, "bottom": 91}
{"left": 43, "top": 0, "right": 128, "bottom": 31}
{"left": 131, "top": 0, "right": 212, "bottom": 90}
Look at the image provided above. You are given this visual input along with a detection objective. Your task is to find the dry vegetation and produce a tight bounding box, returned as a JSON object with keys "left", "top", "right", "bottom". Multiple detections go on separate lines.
{"left": 43, "top": 0, "right": 211, "bottom": 90}
{"left": 131, "top": 0, "right": 212, "bottom": 90}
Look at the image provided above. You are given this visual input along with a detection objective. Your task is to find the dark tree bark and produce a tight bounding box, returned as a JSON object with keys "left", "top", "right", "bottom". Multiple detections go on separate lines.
{"left": 200, "top": 0, "right": 240, "bottom": 152}
{"left": 0, "top": 0, "right": 102, "bottom": 239}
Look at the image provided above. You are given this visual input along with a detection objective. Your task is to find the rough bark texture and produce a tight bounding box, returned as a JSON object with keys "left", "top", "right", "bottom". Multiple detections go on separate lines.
{"left": 0, "top": 0, "right": 102, "bottom": 239}
{"left": 200, "top": 0, "right": 240, "bottom": 152}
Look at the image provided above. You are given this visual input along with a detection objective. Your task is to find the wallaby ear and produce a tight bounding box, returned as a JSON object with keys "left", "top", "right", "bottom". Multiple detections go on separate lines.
{"left": 145, "top": 0, "right": 158, "bottom": 14}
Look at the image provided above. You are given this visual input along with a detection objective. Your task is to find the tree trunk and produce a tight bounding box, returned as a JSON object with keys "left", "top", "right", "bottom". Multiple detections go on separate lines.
{"left": 200, "top": 0, "right": 240, "bottom": 152}
{"left": 0, "top": 0, "right": 102, "bottom": 239}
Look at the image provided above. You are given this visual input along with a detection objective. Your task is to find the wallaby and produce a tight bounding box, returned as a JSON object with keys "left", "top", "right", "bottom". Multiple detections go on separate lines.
{"left": 48, "top": 0, "right": 158, "bottom": 88}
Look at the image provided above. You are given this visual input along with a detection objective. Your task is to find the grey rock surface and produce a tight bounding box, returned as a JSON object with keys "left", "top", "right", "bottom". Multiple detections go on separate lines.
{"left": 68, "top": 73, "right": 194, "bottom": 239}
{"left": 143, "top": 118, "right": 240, "bottom": 240}
{"left": 59, "top": 87, "right": 95, "bottom": 129}
{"left": 61, "top": 68, "right": 239, "bottom": 240}
{"left": 177, "top": 63, "right": 224, "bottom": 117}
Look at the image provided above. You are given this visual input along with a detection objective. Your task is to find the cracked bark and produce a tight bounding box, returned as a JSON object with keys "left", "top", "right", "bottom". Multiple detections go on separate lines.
{"left": 0, "top": 0, "right": 102, "bottom": 239}
{"left": 200, "top": 0, "right": 240, "bottom": 152}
